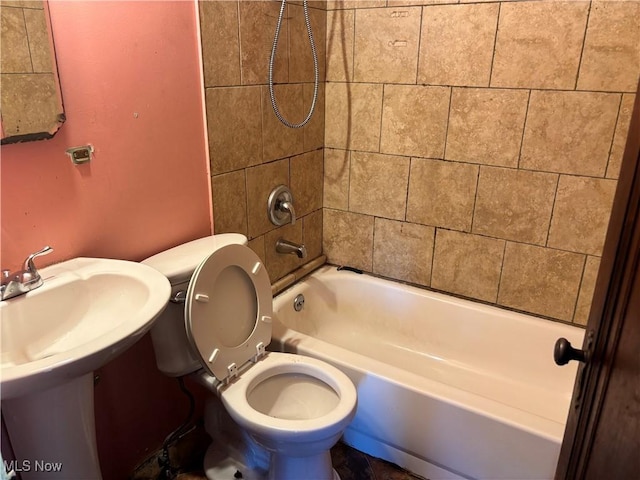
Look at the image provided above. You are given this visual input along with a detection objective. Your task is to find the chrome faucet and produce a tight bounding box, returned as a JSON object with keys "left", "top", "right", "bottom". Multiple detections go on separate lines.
{"left": 268, "top": 185, "right": 297, "bottom": 226}
{"left": 276, "top": 239, "right": 307, "bottom": 259}
{"left": 1, "top": 246, "right": 53, "bottom": 301}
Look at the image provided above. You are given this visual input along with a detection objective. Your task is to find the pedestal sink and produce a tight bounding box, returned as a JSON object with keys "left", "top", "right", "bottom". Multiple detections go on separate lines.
{"left": 0, "top": 257, "right": 171, "bottom": 479}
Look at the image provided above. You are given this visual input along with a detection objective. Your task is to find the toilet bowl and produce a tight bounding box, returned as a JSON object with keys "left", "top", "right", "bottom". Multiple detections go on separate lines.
{"left": 143, "top": 234, "right": 357, "bottom": 480}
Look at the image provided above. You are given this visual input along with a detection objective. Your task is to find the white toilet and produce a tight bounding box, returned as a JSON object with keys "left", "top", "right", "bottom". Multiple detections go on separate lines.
{"left": 143, "top": 234, "right": 357, "bottom": 480}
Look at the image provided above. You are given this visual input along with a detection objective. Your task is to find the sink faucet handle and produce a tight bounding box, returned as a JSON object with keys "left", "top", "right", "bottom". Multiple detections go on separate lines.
{"left": 23, "top": 246, "right": 53, "bottom": 276}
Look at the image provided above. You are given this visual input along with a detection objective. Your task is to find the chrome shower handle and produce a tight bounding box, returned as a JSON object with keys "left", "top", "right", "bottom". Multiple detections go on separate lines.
{"left": 268, "top": 185, "right": 297, "bottom": 226}
{"left": 278, "top": 200, "right": 296, "bottom": 225}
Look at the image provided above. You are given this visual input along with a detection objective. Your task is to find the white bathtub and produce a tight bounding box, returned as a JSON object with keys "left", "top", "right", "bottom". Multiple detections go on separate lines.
{"left": 271, "top": 265, "right": 584, "bottom": 480}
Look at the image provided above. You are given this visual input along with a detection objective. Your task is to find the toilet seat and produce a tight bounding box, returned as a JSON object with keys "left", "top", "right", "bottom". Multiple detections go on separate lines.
{"left": 217, "top": 352, "right": 357, "bottom": 442}
{"left": 185, "top": 244, "right": 272, "bottom": 383}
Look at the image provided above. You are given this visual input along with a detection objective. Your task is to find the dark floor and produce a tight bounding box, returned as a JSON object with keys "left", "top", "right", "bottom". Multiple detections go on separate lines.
{"left": 330, "top": 442, "right": 425, "bottom": 480}
{"left": 131, "top": 425, "right": 424, "bottom": 480}
{"left": 172, "top": 442, "right": 424, "bottom": 480}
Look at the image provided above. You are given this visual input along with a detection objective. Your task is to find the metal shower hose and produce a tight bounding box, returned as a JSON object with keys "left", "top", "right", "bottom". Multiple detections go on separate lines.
{"left": 269, "top": 0, "right": 319, "bottom": 129}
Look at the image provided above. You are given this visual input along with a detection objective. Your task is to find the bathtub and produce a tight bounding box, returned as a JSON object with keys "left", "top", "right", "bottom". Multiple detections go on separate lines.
{"left": 270, "top": 265, "right": 585, "bottom": 480}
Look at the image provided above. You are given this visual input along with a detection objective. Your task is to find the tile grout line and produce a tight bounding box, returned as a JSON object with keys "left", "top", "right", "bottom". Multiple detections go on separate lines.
{"left": 404, "top": 157, "right": 413, "bottom": 223}
{"left": 487, "top": 1, "right": 501, "bottom": 88}
{"left": 428, "top": 227, "right": 437, "bottom": 288}
{"left": 516, "top": 89, "right": 532, "bottom": 170}
{"left": 346, "top": 150, "right": 352, "bottom": 212}
{"left": 574, "top": 0, "right": 592, "bottom": 91}
{"left": 571, "top": 254, "right": 589, "bottom": 324}
{"left": 205, "top": 81, "right": 633, "bottom": 96}
{"left": 469, "top": 164, "right": 481, "bottom": 234}
{"left": 441, "top": 86, "right": 454, "bottom": 161}
{"left": 236, "top": 0, "right": 244, "bottom": 86}
{"left": 321, "top": 145, "right": 621, "bottom": 181}
{"left": 495, "top": 239, "right": 508, "bottom": 305}
{"left": 22, "top": 8, "right": 36, "bottom": 73}
{"left": 378, "top": 83, "right": 386, "bottom": 154}
{"left": 350, "top": 7, "right": 356, "bottom": 83}
{"left": 414, "top": 6, "right": 424, "bottom": 85}
{"left": 603, "top": 94, "right": 625, "bottom": 178}
{"left": 544, "top": 173, "right": 561, "bottom": 248}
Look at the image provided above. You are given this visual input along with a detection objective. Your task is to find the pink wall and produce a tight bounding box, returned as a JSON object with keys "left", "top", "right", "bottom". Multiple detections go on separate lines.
{"left": 1, "top": 2, "right": 212, "bottom": 478}
{"left": 1, "top": 0, "right": 212, "bottom": 272}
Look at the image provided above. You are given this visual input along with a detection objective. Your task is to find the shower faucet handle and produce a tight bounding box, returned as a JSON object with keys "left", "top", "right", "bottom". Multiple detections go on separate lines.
{"left": 268, "top": 185, "right": 297, "bottom": 226}
{"left": 279, "top": 200, "right": 296, "bottom": 225}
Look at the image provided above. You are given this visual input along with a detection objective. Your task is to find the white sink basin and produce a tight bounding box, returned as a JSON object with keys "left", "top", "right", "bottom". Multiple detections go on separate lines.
{"left": 0, "top": 257, "right": 171, "bottom": 399}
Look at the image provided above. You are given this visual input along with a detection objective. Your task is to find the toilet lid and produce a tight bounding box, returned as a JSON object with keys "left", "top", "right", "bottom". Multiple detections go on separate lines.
{"left": 185, "top": 244, "right": 272, "bottom": 382}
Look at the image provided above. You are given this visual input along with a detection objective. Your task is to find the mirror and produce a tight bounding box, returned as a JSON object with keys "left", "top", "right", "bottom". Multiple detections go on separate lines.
{"left": 0, "top": 0, "right": 64, "bottom": 144}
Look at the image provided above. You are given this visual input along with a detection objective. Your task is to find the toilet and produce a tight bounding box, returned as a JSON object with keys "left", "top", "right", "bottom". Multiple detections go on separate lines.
{"left": 143, "top": 234, "right": 357, "bottom": 480}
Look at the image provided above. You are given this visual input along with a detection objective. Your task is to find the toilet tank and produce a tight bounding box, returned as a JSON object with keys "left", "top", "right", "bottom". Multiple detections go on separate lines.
{"left": 142, "top": 234, "right": 248, "bottom": 376}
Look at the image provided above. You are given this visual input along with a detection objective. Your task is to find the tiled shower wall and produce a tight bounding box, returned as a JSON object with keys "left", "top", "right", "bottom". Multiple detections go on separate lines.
{"left": 200, "top": 1, "right": 327, "bottom": 282}
{"left": 203, "top": 0, "right": 639, "bottom": 324}
{"left": 322, "top": 0, "right": 639, "bottom": 323}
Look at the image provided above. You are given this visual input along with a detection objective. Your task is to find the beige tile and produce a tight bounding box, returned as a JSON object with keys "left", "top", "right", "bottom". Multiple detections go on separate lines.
{"left": 353, "top": 6, "right": 421, "bottom": 83}
{"left": 248, "top": 235, "right": 266, "bottom": 267}
{"left": 607, "top": 94, "right": 636, "bottom": 179}
{"left": 406, "top": 158, "right": 478, "bottom": 231}
{"left": 303, "top": 82, "right": 325, "bottom": 151}
{"left": 246, "top": 159, "right": 289, "bottom": 239}
{"left": 289, "top": 3, "right": 326, "bottom": 83}
{"left": 390, "top": 0, "right": 455, "bottom": 5}
{"left": 324, "top": 148, "right": 350, "bottom": 210}
{"left": 1, "top": 7, "right": 31, "bottom": 73}
{"left": 289, "top": 0, "right": 327, "bottom": 10}
{"left": 445, "top": 88, "right": 528, "bottom": 167}
{"left": 206, "top": 86, "right": 262, "bottom": 175}
{"left": 326, "top": 0, "right": 385, "bottom": 10}
{"left": 418, "top": 3, "right": 498, "bottom": 87}
{"left": 262, "top": 84, "right": 305, "bottom": 161}
{"left": 23, "top": 7, "right": 51, "bottom": 72}
{"left": 574, "top": 256, "right": 601, "bottom": 326}
{"left": 272, "top": 273, "right": 296, "bottom": 295}
{"left": 349, "top": 152, "right": 410, "bottom": 220}
{"left": 491, "top": 1, "right": 589, "bottom": 89}
{"left": 265, "top": 222, "right": 304, "bottom": 282}
{"left": 577, "top": 1, "right": 640, "bottom": 92}
{"left": 325, "top": 82, "right": 383, "bottom": 151}
{"left": 0, "top": 1, "right": 43, "bottom": 7}
{"left": 302, "top": 209, "right": 323, "bottom": 260}
{"left": 239, "top": 1, "right": 287, "bottom": 85}
{"left": 294, "top": 255, "right": 327, "bottom": 282}
{"left": 431, "top": 229, "right": 505, "bottom": 303}
{"left": 199, "top": 1, "right": 240, "bottom": 86}
{"left": 373, "top": 218, "right": 434, "bottom": 286}
{"left": 548, "top": 176, "right": 617, "bottom": 256}
{"left": 520, "top": 91, "right": 620, "bottom": 177}
{"left": 498, "top": 242, "right": 584, "bottom": 321}
{"left": 0, "top": 73, "right": 58, "bottom": 136}
{"left": 473, "top": 167, "right": 557, "bottom": 246}
{"left": 323, "top": 209, "right": 374, "bottom": 271}
{"left": 380, "top": 85, "right": 450, "bottom": 158}
{"left": 211, "top": 171, "right": 248, "bottom": 236}
{"left": 326, "top": 9, "right": 354, "bottom": 82}
{"left": 291, "top": 150, "right": 324, "bottom": 217}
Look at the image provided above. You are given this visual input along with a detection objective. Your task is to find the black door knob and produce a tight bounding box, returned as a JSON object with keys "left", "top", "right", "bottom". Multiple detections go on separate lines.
{"left": 554, "top": 337, "right": 588, "bottom": 365}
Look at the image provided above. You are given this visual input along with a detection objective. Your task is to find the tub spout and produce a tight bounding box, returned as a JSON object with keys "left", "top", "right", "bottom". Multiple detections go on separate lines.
{"left": 276, "top": 238, "right": 307, "bottom": 259}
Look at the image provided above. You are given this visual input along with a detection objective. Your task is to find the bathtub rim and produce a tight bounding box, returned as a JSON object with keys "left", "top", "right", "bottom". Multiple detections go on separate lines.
{"left": 272, "top": 265, "right": 584, "bottom": 445}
